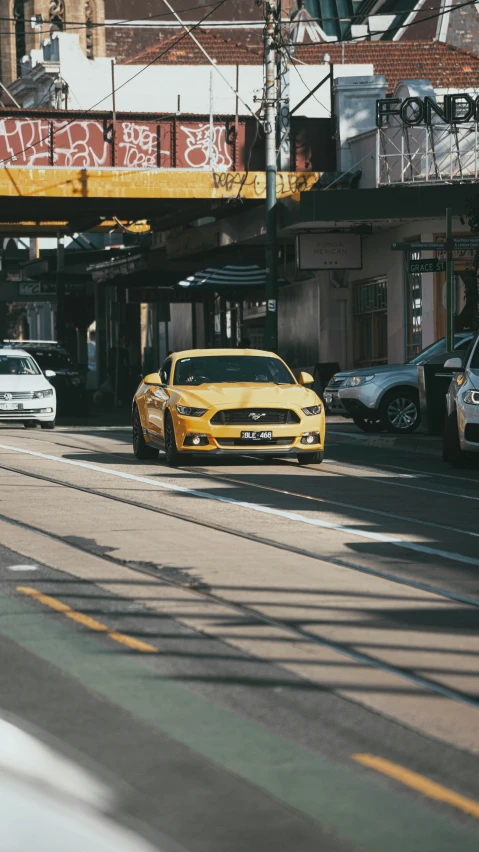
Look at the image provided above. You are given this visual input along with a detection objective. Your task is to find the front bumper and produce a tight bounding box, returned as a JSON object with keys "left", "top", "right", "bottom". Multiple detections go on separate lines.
{"left": 171, "top": 411, "right": 325, "bottom": 454}
{"left": 0, "top": 404, "right": 55, "bottom": 422}
{"left": 458, "top": 401, "right": 479, "bottom": 452}
{"left": 338, "top": 382, "right": 383, "bottom": 414}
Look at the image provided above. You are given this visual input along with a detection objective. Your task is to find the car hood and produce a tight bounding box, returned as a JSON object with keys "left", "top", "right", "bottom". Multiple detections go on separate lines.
{"left": 333, "top": 364, "right": 416, "bottom": 379}
{"left": 174, "top": 382, "right": 318, "bottom": 408}
{"left": 0, "top": 375, "right": 52, "bottom": 392}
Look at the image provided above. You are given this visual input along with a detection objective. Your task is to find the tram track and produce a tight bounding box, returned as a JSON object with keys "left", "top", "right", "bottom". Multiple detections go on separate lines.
{"left": 0, "top": 457, "right": 479, "bottom": 713}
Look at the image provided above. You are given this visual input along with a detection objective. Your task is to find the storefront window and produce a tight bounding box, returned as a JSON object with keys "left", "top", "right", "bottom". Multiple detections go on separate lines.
{"left": 405, "top": 249, "right": 423, "bottom": 360}
{"left": 353, "top": 278, "right": 387, "bottom": 366}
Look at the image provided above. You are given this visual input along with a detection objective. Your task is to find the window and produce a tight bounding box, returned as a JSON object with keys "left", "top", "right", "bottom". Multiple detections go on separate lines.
{"left": 159, "top": 359, "right": 172, "bottom": 385}
{"left": 173, "top": 355, "right": 294, "bottom": 386}
{"left": 14, "top": 0, "right": 26, "bottom": 78}
{"left": 85, "top": 0, "right": 94, "bottom": 59}
{"left": 405, "top": 249, "right": 422, "bottom": 360}
{"left": 49, "top": 1, "right": 65, "bottom": 31}
{"left": 0, "top": 356, "right": 40, "bottom": 375}
{"left": 353, "top": 278, "right": 387, "bottom": 367}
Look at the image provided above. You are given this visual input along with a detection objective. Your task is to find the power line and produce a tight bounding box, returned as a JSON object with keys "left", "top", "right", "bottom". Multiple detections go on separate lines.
{"left": 283, "top": 0, "right": 479, "bottom": 43}
{"left": 0, "top": 3, "right": 223, "bottom": 35}
{"left": 0, "top": 0, "right": 230, "bottom": 168}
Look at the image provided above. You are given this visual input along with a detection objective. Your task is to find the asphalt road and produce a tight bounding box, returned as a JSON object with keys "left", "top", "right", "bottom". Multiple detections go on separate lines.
{"left": 0, "top": 423, "right": 478, "bottom": 851}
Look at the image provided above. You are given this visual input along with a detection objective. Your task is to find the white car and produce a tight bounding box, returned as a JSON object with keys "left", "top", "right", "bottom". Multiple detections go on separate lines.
{"left": 443, "top": 332, "right": 479, "bottom": 466}
{"left": 0, "top": 348, "right": 56, "bottom": 429}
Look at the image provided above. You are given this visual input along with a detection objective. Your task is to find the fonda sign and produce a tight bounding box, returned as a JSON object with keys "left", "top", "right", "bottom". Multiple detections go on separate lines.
{"left": 376, "top": 94, "right": 479, "bottom": 128}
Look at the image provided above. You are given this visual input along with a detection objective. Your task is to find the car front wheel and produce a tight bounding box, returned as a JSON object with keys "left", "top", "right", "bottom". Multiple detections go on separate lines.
{"left": 164, "top": 414, "right": 181, "bottom": 467}
{"left": 380, "top": 389, "right": 420, "bottom": 434}
{"left": 443, "top": 410, "right": 470, "bottom": 467}
{"left": 40, "top": 420, "right": 55, "bottom": 430}
{"left": 132, "top": 407, "right": 158, "bottom": 460}
{"left": 297, "top": 450, "right": 324, "bottom": 466}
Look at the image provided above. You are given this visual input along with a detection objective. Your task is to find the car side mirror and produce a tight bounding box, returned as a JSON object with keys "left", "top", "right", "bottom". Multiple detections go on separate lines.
{"left": 143, "top": 372, "right": 162, "bottom": 385}
{"left": 299, "top": 371, "right": 314, "bottom": 386}
{"left": 443, "top": 357, "right": 463, "bottom": 370}
{"left": 44, "top": 369, "right": 56, "bottom": 378}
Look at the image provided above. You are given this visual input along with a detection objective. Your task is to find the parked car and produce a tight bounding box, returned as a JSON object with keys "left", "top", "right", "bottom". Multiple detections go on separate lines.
{"left": 443, "top": 333, "right": 479, "bottom": 466}
{"left": 3, "top": 340, "right": 87, "bottom": 415}
{"left": 324, "top": 333, "right": 475, "bottom": 434}
{"left": 0, "top": 348, "right": 56, "bottom": 428}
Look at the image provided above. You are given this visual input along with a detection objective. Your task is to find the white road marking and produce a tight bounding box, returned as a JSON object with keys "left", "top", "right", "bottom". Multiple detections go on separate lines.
{"left": 0, "top": 441, "right": 478, "bottom": 569}
{"left": 7, "top": 565, "right": 39, "bottom": 571}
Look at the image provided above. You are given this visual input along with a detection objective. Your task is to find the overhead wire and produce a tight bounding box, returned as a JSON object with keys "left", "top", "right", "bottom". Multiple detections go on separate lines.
{"left": 0, "top": 0, "right": 232, "bottom": 167}
{"left": 283, "top": 0, "right": 479, "bottom": 43}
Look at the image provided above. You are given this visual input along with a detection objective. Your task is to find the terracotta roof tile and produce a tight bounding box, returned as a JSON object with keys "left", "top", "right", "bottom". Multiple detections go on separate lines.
{"left": 129, "top": 31, "right": 479, "bottom": 95}
{"left": 293, "top": 41, "right": 479, "bottom": 93}
{"left": 127, "top": 27, "right": 263, "bottom": 65}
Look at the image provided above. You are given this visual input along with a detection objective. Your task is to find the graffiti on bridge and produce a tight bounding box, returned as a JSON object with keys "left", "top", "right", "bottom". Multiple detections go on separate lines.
{"left": 212, "top": 171, "right": 319, "bottom": 198}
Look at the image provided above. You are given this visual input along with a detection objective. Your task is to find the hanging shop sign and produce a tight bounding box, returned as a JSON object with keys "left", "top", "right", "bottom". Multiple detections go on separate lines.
{"left": 296, "top": 233, "right": 362, "bottom": 270}
{"left": 376, "top": 94, "right": 479, "bottom": 128}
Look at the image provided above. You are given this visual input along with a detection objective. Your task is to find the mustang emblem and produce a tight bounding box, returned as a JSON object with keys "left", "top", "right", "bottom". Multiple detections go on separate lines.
{"left": 248, "top": 412, "right": 266, "bottom": 421}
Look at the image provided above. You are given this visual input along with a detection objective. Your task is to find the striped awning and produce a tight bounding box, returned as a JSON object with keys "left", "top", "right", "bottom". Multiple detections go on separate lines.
{"left": 178, "top": 262, "right": 267, "bottom": 290}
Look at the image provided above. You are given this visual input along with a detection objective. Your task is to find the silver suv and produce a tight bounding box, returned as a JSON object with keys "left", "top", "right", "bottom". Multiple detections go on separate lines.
{"left": 324, "top": 334, "right": 474, "bottom": 434}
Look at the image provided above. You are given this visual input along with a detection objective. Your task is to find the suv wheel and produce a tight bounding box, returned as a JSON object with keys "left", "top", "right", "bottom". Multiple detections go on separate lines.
{"left": 352, "top": 415, "right": 384, "bottom": 433}
{"left": 380, "top": 389, "right": 420, "bottom": 434}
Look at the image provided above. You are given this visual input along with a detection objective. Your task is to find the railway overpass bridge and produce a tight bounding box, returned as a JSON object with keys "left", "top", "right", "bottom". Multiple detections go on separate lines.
{"left": 0, "top": 107, "right": 323, "bottom": 378}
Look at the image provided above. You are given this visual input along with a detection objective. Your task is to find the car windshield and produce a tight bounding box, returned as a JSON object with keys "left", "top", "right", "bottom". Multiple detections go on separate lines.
{"left": 0, "top": 355, "right": 40, "bottom": 375}
{"left": 409, "top": 334, "right": 472, "bottom": 365}
{"left": 470, "top": 338, "right": 479, "bottom": 369}
{"left": 174, "top": 355, "right": 295, "bottom": 386}
{"left": 27, "top": 349, "right": 73, "bottom": 371}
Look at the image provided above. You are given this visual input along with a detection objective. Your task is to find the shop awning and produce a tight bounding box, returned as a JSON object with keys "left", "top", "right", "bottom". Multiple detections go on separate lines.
{"left": 178, "top": 262, "right": 267, "bottom": 289}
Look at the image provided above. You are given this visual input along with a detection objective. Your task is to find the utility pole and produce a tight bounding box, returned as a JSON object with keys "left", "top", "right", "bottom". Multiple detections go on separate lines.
{"left": 55, "top": 234, "right": 65, "bottom": 344}
{"left": 263, "top": 1, "right": 279, "bottom": 352}
{"left": 445, "top": 207, "right": 454, "bottom": 352}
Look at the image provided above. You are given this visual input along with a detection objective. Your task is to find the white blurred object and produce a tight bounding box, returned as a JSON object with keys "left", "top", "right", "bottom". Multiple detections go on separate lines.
{"left": 0, "top": 715, "right": 161, "bottom": 852}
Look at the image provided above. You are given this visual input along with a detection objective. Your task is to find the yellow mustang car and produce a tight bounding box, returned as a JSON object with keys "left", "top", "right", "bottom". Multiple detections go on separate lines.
{"left": 132, "top": 348, "right": 325, "bottom": 466}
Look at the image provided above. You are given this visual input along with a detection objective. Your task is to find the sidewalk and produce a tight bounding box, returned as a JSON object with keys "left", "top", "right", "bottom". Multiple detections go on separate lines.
{"left": 326, "top": 416, "right": 442, "bottom": 456}
{"left": 56, "top": 405, "right": 132, "bottom": 430}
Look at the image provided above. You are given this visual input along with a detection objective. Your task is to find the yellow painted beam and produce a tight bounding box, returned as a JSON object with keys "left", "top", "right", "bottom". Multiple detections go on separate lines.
{"left": 0, "top": 219, "right": 150, "bottom": 235}
{"left": 0, "top": 168, "right": 320, "bottom": 200}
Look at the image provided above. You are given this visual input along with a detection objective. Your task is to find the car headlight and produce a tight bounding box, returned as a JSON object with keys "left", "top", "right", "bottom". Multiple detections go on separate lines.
{"left": 463, "top": 390, "right": 479, "bottom": 405}
{"left": 176, "top": 405, "right": 208, "bottom": 416}
{"left": 34, "top": 389, "right": 54, "bottom": 398}
{"left": 302, "top": 404, "right": 322, "bottom": 416}
{"left": 342, "top": 375, "right": 375, "bottom": 388}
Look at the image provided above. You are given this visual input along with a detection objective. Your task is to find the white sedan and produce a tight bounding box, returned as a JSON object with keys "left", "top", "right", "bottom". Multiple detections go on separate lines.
{"left": 0, "top": 348, "right": 56, "bottom": 429}
{"left": 443, "top": 332, "right": 479, "bottom": 466}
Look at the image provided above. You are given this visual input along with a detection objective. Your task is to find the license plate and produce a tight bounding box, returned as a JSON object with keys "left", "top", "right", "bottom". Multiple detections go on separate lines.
{"left": 0, "top": 403, "right": 20, "bottom": 410}
{"left": 241, "top": 430, "right": 273, "bottom": 441}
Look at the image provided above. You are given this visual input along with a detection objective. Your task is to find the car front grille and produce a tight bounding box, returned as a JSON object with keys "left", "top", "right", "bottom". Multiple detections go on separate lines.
{"left": 211, "top": 408, "right": 300, "bottom": 425}
{"left": 216, "top": 437, "right": 294, "bottom": 447}
{"left": 0, "top": 391, "right": 35, "bottom": 400}
{"left": 326, "top": 378, "right": 345, "bottom": 391}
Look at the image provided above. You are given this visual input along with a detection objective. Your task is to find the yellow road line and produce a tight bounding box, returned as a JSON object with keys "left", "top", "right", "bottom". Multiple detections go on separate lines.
{"left": 352, "top": 754, "right": 479, "bottom": 820}
{"left": 17, "top": 586, "right": 157, "bottom": 654}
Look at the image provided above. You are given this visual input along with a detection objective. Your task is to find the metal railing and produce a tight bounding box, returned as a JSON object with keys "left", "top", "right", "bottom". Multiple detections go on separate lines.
{"left": 378, "top": 121, "right": 479, "bottom": 185}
